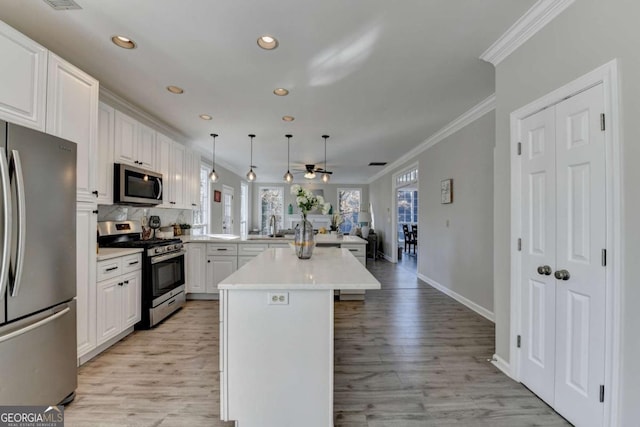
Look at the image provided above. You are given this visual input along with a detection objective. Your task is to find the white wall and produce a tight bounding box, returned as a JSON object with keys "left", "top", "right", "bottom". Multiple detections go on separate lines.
{"left": 493, "top": 0, "right": 639, "bottom": 422}
{"left": 208, "top": 162, "right": 245, "bottom": 235}
{"left": 370, "top": 111, "right": 495, "bottom": 315}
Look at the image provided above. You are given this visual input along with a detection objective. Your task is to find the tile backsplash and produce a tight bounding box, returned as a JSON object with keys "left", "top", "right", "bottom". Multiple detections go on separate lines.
{"left": 98, "top": 205, "right": 193, "bottom": 227}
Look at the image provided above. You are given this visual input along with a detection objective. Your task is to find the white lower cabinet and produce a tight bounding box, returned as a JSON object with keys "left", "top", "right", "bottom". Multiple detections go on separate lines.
{"left": 206, "top": 256, "right": 237, "bottom": 294}
{"left": 76, "top": 203, "right": 97, "bottom": 360}
{"left": 91, "top": 253, "right": 141, "bottom": 356}
{"left": 185, "top": 243, "right": 206, "bottom": 293}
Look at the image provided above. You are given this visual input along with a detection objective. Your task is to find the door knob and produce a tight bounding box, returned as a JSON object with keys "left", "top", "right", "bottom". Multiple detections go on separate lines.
{"left": 554, "top": 269, "right": 571, "bottom": 280}
{"left": 537, "top": 265, "right": 552, "bottom": 275}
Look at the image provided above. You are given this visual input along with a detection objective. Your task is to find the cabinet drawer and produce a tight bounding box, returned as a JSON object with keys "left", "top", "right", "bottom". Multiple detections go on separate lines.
{"left": 121, "top": 253, "right": 142, "bottom": 274}
{"left": 96, "top": 259, "right": 122, "bottom": 282}
{"left": 342, "top": 244, "right": 365, "bottom": 256}
{"left": 207, "top": 243, "right": 238, "bottom": 256}
{"left": 238, "top": 243, "right": 268, "bottom": 256}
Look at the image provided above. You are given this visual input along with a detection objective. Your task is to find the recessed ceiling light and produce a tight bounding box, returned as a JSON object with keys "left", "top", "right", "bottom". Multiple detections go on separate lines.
{"left": 111, "top": 35, "right": 136, "bottom": 49}
{"left": 166, "top": 85, "right": 184, "bottom": 94}
{"left": 273, "top": 88, "right": 289, "bottom": 96}
{"left": 199, "top": 114, "right": 212, "bottom": 120}
{"left": 282, "top": 116, "right": 295, "bottom": 122}
{"left": 257, "top": 35, "right": 279, "bottom": 50}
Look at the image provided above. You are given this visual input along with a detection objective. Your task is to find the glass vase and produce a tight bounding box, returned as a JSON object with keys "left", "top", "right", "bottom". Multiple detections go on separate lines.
{"left": 294, "top": 215, "right": 315, "bottom": 259}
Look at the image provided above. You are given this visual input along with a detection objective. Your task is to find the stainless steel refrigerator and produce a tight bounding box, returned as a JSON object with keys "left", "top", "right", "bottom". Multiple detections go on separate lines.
{"left": 0, "top": 120, "right": 77, "bottom": 405}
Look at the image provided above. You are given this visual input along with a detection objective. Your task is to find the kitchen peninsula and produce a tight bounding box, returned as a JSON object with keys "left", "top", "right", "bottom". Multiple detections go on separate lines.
{"left": 218, "top": 247, "right": 381, "bottom": 427}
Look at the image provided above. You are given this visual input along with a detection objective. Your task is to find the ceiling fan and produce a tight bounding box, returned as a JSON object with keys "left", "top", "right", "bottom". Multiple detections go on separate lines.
{"left": 293, "top": 164, "right": 333, "bottom": 179}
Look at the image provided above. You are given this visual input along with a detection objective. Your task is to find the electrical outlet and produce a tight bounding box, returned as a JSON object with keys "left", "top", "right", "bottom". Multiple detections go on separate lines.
{"left": 268, "top": 292, "right": 289, "bottom": 305}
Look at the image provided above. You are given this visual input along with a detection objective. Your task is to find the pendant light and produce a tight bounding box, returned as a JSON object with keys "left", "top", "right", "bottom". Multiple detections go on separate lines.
{"left": 209, "top": 133, "right": 219, "bottom": 182}
{"left": 321, "top": 135, "right": 330, "bottom": 183}
{"left": 283, "top": 134, "right": 294, "bottom": 183}
{"left": 246, "top": 134, "right": 257, "bottom": 182}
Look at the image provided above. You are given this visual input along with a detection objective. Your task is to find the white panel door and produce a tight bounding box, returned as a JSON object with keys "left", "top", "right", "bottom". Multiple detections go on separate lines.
{"left": 519, "top": 107, "right": 557, "bottom": 403}
{"left": 136, "top": 123, "right": 156, "bottom": 170}
{"left": 114, "top": 110, "right": 138, "bottom": 166}
{"left": 185, "top": 244, "right": 206, "bottom": 294}
{"left": 171, "top": 143, "right": 186, "bottom": 208}
{"left": 519, "top": 84, "right": 606, "bottom": 427}
{"left": 553, "top": 84, "right": 606, "bottom": 427}
{"left": 206, "top": 256, "right": 237, "bottom": 294}
{"left": 76, "top": 203, "right": 97, "bottom": 359}
{"left": 155, "top": 133, "right": 173, "bottom": 207}
{"left": 96, "top": 277, "right": 122, "bottom": 345}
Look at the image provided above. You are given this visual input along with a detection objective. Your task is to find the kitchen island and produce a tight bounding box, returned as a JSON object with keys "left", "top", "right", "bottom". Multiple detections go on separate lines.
{"left": 218, "top": 247, "right": 381, "bottom": 427}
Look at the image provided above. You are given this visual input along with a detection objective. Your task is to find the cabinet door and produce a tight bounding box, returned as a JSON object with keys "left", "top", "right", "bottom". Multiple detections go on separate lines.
{"left": 96, "top": 102, "right": 114, "bottom": 204}
{"left": 121, "top": 272, "right": 141, "bottom": 329}
{"left": 137, "top": 123, "right": 156, "bottom": 170}
{"left": 190, "top": 150, "right": 201, "bottom": 209}
{"left": 46, "top": 53, "right": 99, "bottom": 202}
{"left": 96, "top": 277, "right": 122, "bottom": 345}
{"left": 0, "top": 21, "right": 47, "bottom": 131}
{"left": 114, "top": 110, "right": 138, "bottom": 166}
{"left": 206, "top": 256, "right": 237, "bottom": 294}
{"left": 76, "top": 203, "right": 97, "bottom": 358}
{"left": 155, "top": 133, "right": 173, "bottom": 207}
{"left": 171, "top": 143, "right": 186, "bottom": 208}
{"left": 186, "top": 244, "right": 206, "bottom": 293}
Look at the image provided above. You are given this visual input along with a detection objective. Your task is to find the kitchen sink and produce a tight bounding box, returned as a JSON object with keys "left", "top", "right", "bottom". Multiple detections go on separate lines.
{"left": 247, "top": 234, "right": 291, "bottom": 240}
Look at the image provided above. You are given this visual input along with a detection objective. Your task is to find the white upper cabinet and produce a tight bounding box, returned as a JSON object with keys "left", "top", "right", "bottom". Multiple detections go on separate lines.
{"left": 46, "top": 52, "right": 99, "bottom": 203}
{"left": 185, "top": 149, "right": 201, "bottom": 209}
{"left": 155, "top": 132, "right": 173, "bottom": 208}
{"left": 0, "top": 20, "right": 47, "bottom": 131}
{"left": 171, "top": 143, "right": 187, "bottom": 208}
{"left": 114, "top": 110, "right": 156, "bottom": 171}
{"left": 137, "top": 123, "right": 156, "bottom": 170}
{"left": 96, "top": 102, "right": 114, "bottom": 204}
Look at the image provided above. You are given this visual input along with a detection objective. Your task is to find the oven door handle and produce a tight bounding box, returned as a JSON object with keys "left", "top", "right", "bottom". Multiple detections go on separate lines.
{"left": 150, "top": 249, "right": 186, "bottom": 264}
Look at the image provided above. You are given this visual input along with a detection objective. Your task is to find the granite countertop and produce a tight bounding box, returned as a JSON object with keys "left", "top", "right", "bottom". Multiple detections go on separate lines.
{"left": 218, "top": 247, "right": 380, "bottom": 291}
{"left": 97, "top": 247, "right": 144, "bottom": 261}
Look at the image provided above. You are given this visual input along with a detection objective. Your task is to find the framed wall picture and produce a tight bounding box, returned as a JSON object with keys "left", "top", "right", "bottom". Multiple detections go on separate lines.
{"left": 214, "top": 190, "right": 221, "bottom": 203}
{"left": 441, "top": 179, "right": 453, "bottom": 204}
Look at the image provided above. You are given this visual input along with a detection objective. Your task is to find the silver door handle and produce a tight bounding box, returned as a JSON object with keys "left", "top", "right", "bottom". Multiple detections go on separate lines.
{"left": 0, "top": 154, "right": 11, "bottom": 300}
{"left": 537, "top": 265, "right": 552, "bottom": 275}
{"left": 554, "top": 269, "right": 571, "bottom": 280}
{"left": 0, "top": 307, "right": 70, "bottom": 344}
{"left": 9, "top": 150, "right": 26, "bottom": 297}
{"left": 150, "top": 249, "right": 186, "bottom": 264}
{"left": 155, "top": 177, "right": 163, "bottom": 200}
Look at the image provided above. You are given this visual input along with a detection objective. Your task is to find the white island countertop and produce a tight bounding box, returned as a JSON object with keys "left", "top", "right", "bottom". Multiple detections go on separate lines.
{"left": 218, "top": 247, "right": 380, "bottom": 291}
{"left": 182, "top": 234, "right": 367, "bottom": 244}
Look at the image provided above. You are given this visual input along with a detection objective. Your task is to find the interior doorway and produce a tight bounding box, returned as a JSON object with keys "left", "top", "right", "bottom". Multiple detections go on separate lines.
{"left": 222, "top": 185, "right": 234, "bottom": 235}
{"left": 392, "top": 165, "right": 418, "bottom": 271}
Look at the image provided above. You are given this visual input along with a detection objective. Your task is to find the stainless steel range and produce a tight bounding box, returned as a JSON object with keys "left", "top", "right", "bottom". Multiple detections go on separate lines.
{"left": 98, "top": 221, "right": 186, "bottom": 329}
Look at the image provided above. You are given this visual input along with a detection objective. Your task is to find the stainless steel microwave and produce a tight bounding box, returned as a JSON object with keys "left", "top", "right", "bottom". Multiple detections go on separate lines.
{"left": 114, "top": 163, "right": 163, "bottom": 205}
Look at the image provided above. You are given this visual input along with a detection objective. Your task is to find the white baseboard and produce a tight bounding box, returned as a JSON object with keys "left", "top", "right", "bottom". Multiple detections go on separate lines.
{"left": 417, "top": 273, "right": 495, "bottom": 322}
{"left": 491, "top": 353, "right": 515, "bottom": 380}
{"left": 383, "top": 254, "right": 394, "bottom": 263}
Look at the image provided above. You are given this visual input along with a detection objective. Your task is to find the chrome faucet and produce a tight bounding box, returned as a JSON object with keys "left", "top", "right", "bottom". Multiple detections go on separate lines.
{"left": 268, "top": 215, "right": 277, "bottom": 236}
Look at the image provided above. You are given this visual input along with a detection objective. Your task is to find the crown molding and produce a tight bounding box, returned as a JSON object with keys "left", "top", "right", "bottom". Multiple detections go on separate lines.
{"left": 480, "top": 0, "right": 576, "bottom": 66}
{"left": 367, "top": 94, "right": 496, "bottom": 184}
{"left": 99, "top": 87, "right": 189, "bottom": 144}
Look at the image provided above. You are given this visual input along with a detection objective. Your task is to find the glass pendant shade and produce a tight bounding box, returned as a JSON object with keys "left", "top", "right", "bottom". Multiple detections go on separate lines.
{"left": 321, "top": 135, "right": 330, "bottom": 183}
{"left": 246, "top": 134, "right": 256, "bottom": 181}
{"left": 209, "top": 133, "right": 219, "bottom": 182}
{"left": 283, "top": 134, "right": 293, "bottom": 183}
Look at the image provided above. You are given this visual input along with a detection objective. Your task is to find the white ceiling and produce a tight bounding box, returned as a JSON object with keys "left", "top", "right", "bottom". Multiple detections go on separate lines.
{"left": 0, "top": 0, "right": 534, "bottom": 183}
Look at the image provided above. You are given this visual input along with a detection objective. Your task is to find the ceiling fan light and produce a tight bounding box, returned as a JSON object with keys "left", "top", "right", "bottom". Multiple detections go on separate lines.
{"left": 304, "top": 171, "right": 316, "bottom": 179}
{"left": 322, "top": 173, "right": 330, "bottom": 183}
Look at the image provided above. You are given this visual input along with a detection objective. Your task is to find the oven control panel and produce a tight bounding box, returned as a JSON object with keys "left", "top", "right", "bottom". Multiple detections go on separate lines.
{"left": 147, "top": 242, "right": 184, "bottom": 257}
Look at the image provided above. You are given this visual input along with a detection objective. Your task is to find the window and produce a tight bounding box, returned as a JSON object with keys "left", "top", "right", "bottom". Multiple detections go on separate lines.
{"left": 337, "top": 188, "right": 361, "bottom": 234}
{"left": 258, "top": 187, "right": 284, "bottom": 233}
{"left": 193, "top": 164, "right": 210, "bottom": 235}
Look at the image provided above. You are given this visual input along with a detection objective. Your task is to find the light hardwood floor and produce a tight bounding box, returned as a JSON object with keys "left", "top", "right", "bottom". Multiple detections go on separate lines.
{"left": 65, "top": 259, "right": 569, "bottom": 427}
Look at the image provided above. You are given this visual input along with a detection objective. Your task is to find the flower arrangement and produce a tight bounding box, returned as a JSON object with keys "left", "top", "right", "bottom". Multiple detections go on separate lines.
{"left": 290, "top": 184, "right": 331, "bottom": 216}
{"left": 330, "top": 213, "right": 343, "bottom": 231}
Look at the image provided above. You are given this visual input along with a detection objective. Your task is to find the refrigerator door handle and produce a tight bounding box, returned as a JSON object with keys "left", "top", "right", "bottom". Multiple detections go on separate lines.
{"left": 9, "top": 150, "right": 26, "bottom": 297}
{"left": 0, "top": 154, "right": 11, "bottom": 300}
{"left": 0, "top": 307, "right": 70, "bottom": 344}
